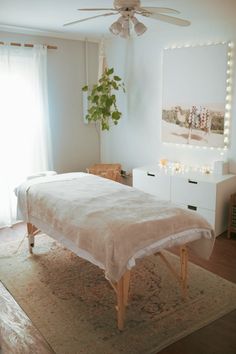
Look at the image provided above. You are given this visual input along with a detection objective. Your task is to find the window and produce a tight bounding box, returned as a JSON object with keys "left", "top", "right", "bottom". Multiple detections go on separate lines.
{"left": 0, "top": 44, "right": 52, "bottom": 227}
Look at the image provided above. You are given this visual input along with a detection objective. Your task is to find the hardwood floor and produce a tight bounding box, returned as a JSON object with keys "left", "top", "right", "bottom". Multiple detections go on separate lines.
{"left": 0, "top": 281, "right": 54, "bottom": 353}
{"left": 159, "top": 232, "right": 236, "bottom": 354}
{"left": 0, "top": 225, "right": 236, "bottom": 354}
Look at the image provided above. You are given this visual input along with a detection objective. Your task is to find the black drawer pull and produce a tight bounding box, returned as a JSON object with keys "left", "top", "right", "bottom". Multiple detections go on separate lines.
{"left": 188, "top": 205, "right": 197, "bottom": 211}
{"left": 147, "top": 172, "right": 155, "bottom": 177}
{"left": 188, "top": 179, "right": 198, "bottom": 184}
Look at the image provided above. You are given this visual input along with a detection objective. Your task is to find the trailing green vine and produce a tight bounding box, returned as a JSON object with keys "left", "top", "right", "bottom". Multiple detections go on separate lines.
{"left": 82, "top": 67, "right": 125, "bottom": 131}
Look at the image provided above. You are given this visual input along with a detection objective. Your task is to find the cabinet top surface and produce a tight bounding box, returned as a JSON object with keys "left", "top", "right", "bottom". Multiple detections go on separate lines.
{"left": 133, "top": 165, "right": 236, "bottom": 183}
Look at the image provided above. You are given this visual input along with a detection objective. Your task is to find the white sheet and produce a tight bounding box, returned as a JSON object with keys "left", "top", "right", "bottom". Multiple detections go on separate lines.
{"left": 17, "top": 173, "right": 215, "bottom": 281}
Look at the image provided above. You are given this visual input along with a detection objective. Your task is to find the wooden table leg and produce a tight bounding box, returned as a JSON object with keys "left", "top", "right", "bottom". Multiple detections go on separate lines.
{"left": 116, "top": 270, "right": 131, "bottom": 330}
{"left": 27, "top": 223, "right": 37, "bottom": 254}
{"left": 117, "top": 276, "right": 125, "bottom": 331}
{"left": 123, "top": 270, "right": 131, "bottom": 306}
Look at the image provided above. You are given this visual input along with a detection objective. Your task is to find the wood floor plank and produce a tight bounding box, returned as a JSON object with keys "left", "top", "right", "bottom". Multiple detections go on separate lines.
{"left": 0, "top": 282, "right": 55, "bottom": 353}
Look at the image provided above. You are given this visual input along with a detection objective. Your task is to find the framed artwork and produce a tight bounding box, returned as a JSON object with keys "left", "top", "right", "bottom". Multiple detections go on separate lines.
{"left": 161, "top": 43, "right": 230, "bottom": 148}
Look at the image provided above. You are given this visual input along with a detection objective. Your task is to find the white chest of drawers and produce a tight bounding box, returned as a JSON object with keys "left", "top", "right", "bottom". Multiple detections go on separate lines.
{"left": 132, "top": 166, "right": 171, "bottom": 200}
{"left": 133, "top": 165, "right": 236, "bottom": 236}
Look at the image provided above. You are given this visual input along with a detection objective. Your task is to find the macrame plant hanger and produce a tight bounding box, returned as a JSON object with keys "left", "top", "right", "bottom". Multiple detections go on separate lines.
{"left": 98, "top": 37, "right": 108, "bottom": 80}
{"left": 82, "top": 38, "right": 89, "bottom": 124}
{"left": 83, "top": 37, "right": 107, "bottom": 123}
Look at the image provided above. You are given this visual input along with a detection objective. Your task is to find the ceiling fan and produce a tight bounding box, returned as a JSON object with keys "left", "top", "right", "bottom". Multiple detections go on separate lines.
{"left": 64, "top": 0, "right": 191, "bottom": 38}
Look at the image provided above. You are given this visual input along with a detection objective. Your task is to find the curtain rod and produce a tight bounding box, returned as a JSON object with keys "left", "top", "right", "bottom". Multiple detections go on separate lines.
{"left": 0, "top": 41, "right": 57, "bottom": 50}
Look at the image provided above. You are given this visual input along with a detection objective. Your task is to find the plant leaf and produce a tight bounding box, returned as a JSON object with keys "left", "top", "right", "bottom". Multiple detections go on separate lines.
{"left": 107, "top": 68, "right": 114, "bottom": 75}
{"left": 112, "top": 111, "right": 121, "bottom": 120}
{"left": 82, "top": 85, "right": 88, "bottom": 91}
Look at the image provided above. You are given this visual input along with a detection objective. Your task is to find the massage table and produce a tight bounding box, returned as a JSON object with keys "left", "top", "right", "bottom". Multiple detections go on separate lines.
{"left": 16, "top": 172, "right": 215, "bottom": 330}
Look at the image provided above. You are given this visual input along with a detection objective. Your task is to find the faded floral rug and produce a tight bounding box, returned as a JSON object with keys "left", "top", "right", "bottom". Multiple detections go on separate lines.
{"left": 0, "top": 234, "right": 236, "bottom": 354}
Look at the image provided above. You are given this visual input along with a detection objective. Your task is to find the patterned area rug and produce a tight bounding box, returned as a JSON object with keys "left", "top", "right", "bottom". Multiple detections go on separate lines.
{"left": 0, "top": 234, "right": 236, "bottom": 354}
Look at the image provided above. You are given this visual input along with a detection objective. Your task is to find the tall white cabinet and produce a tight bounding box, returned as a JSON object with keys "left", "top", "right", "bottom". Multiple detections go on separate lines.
{"left": 133, "top": 165, "right": 236, "bottom": 236}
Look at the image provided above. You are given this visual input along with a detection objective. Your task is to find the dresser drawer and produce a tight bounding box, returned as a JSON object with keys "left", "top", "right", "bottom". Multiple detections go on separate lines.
{"left": 171, "top": 175, "right": 216, "bottom": 210}
{"left": 176, "top": 203, "right": 215, "bottom": 228}
{"left": 133, "top": 165, "right": 236, "bottom": 237}
{"left": 133, "top": 168, "right": 171, "bottom": 200}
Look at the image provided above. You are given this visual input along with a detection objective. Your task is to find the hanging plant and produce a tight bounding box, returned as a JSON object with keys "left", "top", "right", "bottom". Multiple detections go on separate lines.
{"left": 82, "top": 67, "right": 125, "bottom": 131}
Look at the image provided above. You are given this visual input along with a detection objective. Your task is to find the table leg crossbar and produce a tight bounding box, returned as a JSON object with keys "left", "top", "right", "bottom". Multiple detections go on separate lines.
{"left": 27, "top": 222, "right": 188, "bottom": 331}
{"left": 113, "top": 246, "right": 188, "bottom": 330}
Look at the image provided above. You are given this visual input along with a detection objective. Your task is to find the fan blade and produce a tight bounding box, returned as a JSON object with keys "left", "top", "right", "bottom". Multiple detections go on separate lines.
{"left": 139, "top": 7, "right": 180, "bottom": 15}
{"left": 77, "top": 8, "right": 117, "bottom": 11}
{"left": 143, "top": 13, "right": 191, "bottom": 26}
{"left": 63, "top": 12, "right": 117, "bottom": 26}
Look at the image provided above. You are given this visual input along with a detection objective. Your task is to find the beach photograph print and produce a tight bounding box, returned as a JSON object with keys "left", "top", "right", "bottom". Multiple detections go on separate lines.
{"left": 161, "top": 43, "right": 228, "bottom": 148}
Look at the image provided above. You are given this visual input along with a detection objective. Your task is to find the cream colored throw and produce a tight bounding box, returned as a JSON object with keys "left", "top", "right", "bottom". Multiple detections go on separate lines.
{"left": 17, "top": 173, "right": 215, "bottom": 282}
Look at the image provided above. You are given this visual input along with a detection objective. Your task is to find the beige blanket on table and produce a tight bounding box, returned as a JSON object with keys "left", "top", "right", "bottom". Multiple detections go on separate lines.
{"left": 17, "top": 173, "right": 215, "bottom": 282}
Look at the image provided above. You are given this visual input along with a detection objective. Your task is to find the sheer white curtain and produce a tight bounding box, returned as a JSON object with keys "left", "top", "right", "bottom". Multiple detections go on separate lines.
{"left": 0, "top": 44, "right": 52, "bottom": 227}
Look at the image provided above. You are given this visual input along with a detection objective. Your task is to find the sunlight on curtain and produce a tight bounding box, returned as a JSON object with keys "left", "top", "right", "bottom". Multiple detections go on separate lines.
{"left": 0, "top": 44, "right": 52, "bottom": 227}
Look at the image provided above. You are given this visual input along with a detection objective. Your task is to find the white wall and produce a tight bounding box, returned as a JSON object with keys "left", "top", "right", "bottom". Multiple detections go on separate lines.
{"left": 0, "top": 32, "right": 100, "bottom": 173}
{"left": 101, "top": 0, "right": 236, "bottom": 174}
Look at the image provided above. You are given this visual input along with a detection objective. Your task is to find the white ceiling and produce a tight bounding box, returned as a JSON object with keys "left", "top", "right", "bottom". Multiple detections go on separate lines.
{"left": 0, "top": 0, "right": 235, "bottom": 41}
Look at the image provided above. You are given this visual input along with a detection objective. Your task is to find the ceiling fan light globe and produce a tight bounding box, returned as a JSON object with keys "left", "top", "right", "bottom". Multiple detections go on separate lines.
{"left": 119, "top": 26, "right": 130, "bottom": 38}
{"left": 122, "top": 18, "right": 130, "bottom": 29}
{"left": 120, "top": 31, "right": 129, "bottom": 39}
{"left": 109, "top": 21, "right": 122, "bottom": 35}
{"left": 131, "top": 16, "right": 138, "bottom": 25}
{"left": 117, "top": 16, "right": 126, "bottom": 25}
{"left": 134, "top": 22, "right": 147, "bottom": 35}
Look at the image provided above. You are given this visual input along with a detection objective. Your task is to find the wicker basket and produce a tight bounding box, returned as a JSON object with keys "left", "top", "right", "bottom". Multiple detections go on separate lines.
{"left": 227, "top": 193, "right": 236, "bottom": 238}
{"left": 86, "top": 163, "right": 121, "bottom": 182}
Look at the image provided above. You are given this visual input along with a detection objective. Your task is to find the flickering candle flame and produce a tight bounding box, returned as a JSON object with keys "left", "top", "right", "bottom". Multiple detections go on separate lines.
{"left": 159, "top": 159, "right": 168, "bottom": 167}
